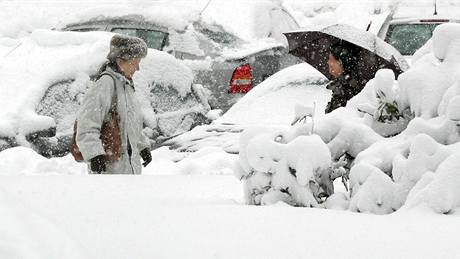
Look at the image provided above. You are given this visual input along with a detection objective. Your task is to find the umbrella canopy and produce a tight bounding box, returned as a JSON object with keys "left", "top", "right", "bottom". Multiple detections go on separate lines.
{"left": 284, "top": 24, "right": 410, "bottom": 81}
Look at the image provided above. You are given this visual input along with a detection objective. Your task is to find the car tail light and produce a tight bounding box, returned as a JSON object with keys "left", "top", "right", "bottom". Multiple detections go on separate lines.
{"left": 229, "top": 63, "right": 253, "bottom": 94}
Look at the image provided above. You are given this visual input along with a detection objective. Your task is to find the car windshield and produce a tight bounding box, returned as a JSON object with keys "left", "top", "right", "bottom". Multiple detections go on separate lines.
{"left": 385, "top": 23, "right": 439, "bottom": 55}
{"left": 111, "top": 28, "right": 168, "bottom": 50}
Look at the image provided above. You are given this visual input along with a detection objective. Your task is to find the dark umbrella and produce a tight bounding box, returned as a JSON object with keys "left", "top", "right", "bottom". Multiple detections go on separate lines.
{"left": 283, "top": 24, "right": 410, "bottom": 81}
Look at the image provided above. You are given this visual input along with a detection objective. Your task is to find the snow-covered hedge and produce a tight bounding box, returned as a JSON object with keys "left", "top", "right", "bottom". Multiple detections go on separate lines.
{"left": 237, "top": 23, "right": 460, "bottom": 215}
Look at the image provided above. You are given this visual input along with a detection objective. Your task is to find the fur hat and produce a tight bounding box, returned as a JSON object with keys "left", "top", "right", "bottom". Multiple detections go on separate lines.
{"left": 107, "top": 34, "right": 148, "bottom": 61}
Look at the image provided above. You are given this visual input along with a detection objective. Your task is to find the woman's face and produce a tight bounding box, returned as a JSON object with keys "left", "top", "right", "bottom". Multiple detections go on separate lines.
{"left": 328, "top": 52, "right": 344, "bottom": 78}
{"left": 116, "top": 57, "right": 141, "bottom": 79}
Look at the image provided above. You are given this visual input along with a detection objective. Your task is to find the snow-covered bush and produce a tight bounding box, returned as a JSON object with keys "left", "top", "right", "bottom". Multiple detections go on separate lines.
{"left": 238, "top": 23, "right": 460, "bottom": 215}
{"left": 238, "top": 131, "right": 333, "bottom": 207}
{"left": 404, "top": 152, "right": 460, "bottom": 214}
{"left": 349, "top": 168, "right": 399, "bottom": 215}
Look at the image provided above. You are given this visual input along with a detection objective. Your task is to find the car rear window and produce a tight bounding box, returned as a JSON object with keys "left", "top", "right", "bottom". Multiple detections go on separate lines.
{"left": 385, "top": 23, "right": 439, "bottom": 55}
{"left": 111, "top": 28, "right": 168, "bottom": 50}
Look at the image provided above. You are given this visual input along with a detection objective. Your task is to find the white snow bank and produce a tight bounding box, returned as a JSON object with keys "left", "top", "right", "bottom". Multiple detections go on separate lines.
{"left": 146, "top": 146, "right": 238, "bottom": 176}
{"left": 0, "top": 147, "right": 87, "bottom": 175}
{"left": 0, "top": 187, "right": 86, "bottom": 259}
{"left": 2, "top": 174, "right": 460, "bottom": 258}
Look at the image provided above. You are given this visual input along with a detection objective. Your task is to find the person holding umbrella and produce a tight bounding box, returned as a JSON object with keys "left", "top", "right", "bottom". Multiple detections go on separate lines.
{"left": 325, "top": 40, "right": 366, "bottom": 113}
{"left": 283, "top": 24, "right": 409, "bottom": 114}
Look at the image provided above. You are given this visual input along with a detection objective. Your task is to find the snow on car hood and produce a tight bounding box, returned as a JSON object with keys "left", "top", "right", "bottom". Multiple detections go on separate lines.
{"left": 0, "top": 29, "right": 193, "bottom": 139}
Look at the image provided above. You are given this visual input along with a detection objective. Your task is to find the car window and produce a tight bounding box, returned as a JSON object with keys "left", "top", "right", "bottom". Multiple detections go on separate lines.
{"left": 385, "top": 23, "right": 438, "bottom": 55}
{"left": 111, "top": 28, "right": 168, "bottom": 50}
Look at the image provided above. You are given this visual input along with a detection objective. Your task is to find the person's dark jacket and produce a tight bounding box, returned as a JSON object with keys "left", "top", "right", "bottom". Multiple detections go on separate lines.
{"left": 325, "top": 74, "right": 365, "bottom": 113}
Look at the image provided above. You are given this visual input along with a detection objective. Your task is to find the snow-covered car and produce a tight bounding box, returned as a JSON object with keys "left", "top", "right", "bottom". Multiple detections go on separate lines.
{"left": 377, "top": 5, "right": 460, "bottom": 59}
{"left": 162, "top": 64, "right": 330, "bottom": 154}
{"left": 0, "top": 30, "right": 211, "bottom": 157}
{"left": 60, "top": 0, "right": 302, "bottom": 112}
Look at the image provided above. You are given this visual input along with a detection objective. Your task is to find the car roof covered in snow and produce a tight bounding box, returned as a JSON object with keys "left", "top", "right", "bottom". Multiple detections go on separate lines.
{"left": 59, "top": 0, "right": 299, "bottom": 43}
{"left": 63, "top": 15, "right": 170, "bottom": 33}
{"left": 391, "top": 4, "right": 460, "bottom": 21}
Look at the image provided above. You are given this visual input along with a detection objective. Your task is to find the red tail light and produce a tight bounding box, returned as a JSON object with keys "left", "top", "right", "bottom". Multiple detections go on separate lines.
{"left": 229, "top": 63, "right": 253, "bottom": 94}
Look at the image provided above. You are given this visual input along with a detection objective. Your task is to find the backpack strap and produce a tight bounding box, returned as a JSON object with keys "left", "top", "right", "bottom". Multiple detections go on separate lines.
{"left": 98, "top": 72, "right": 118, "bottom": 114}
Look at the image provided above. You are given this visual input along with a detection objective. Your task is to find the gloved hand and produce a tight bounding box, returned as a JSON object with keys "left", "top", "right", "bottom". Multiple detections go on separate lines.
{"left": 90, "top": 155, "right": 106, "bottom": 174}
{"left": 140, "top": 148, "right": 152, "bottom": 167}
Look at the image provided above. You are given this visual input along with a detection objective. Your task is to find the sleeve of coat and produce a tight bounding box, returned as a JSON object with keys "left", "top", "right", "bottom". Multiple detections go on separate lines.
{"left": 137, "top": 116, "right": 151, "bottom": 152}
{"left": 76, "top": 76, "right": 115, "bottom": 161}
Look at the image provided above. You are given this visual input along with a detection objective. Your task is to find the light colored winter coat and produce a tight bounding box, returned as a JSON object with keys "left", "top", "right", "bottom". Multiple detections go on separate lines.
{"left": 76, "top": 67, "right": 150, "bottom": 174}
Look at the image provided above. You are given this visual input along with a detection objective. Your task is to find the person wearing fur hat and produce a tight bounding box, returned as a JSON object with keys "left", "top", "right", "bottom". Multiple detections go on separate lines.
{"left": 76, "top": 34, "right": 152, "bottom": 174}
{"left": 325, "top": 40, "right": 366, "bottom": 113}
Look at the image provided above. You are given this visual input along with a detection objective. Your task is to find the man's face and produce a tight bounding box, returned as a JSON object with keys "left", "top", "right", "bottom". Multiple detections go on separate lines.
{"left": 328, "top": 52, "right": 344, "bottom": 78}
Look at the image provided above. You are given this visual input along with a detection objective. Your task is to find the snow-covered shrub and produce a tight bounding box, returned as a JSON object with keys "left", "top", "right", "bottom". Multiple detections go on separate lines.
{"left": 294, "top": 109, "right": 383, "bottom": 160}
{"left": 236, "top": 126, "right": 290, "bottom": 205}
{"left": 404, "top": 96, "right": 460, "bottom": 145}
{"left": 349, "top": 168, "right": 399, "bottom": 215}
{"left": 347, "top": 69, "right": 413, "bottom": 137}
{"left": 398, "top": 24, "right": 460, "bottom": 119}
{"left": 272, "top": 135, "right": 332, "bottom": 207}
{"left": 343, "top": 23, "right": 460, "bottom": 214}
{"left": 349, "top": 162, "right": 379, "bottom": 197}
{"left": 239, "top": 131, "right": 332, "bottom": 207}
{"left": 237, "top": 125, "right": 288, "bottom": 180}
{"left": 397, "top": 134, "right": 459, "bottom": 184}
{"left": 243, "top": 170, "right": 272, "bottom": 205}
{"left": 404, "top": 152, "right": 460, "bottom": 214}
{"left": 237, "top": 23, "right": 460, "bottom": 215}
{"left": 324, "top": 192, "right": 349, "bottom": 210}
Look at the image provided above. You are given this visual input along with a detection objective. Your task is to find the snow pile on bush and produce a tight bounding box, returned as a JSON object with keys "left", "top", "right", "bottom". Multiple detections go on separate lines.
{"left": 236, "top": 125, "right": 348, "bottom": 207}
{"left": 237, "top": 23, "right": 460, "bottom": 215}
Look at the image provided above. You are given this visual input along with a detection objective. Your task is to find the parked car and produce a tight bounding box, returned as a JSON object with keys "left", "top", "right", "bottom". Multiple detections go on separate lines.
{"left": 161, "top": 64, "right": 330, "bottom": 155}
{"left": 0, "top": 30, "right": 211, "bottom": 157}
{"left": 61, "top": 0, "right": 302, "bottom": 112}
{"left": 378, "top": 5, "right": 460, "bottom": 58}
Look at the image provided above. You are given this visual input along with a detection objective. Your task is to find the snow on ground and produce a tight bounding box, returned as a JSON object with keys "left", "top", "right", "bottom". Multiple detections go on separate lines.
{"left": 1, "top": 146, "right": 460, "bottom": 258}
